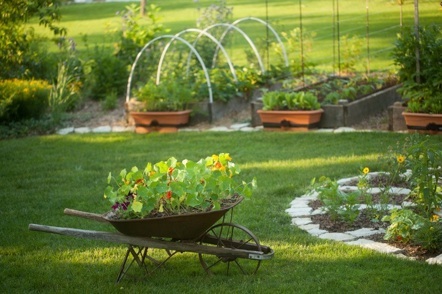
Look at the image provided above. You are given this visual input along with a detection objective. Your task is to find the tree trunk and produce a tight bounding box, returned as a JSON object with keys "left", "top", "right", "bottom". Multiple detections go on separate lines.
{"left": 140, "top": 0, "right": 146, "bottom": 16}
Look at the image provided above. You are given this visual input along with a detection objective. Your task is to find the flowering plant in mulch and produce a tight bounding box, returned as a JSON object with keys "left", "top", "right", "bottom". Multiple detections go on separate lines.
{"left": 104, "top": 153, "right": 257, "bottom": 219}
{"left": 311, "top": 135, "right": 442, "bottom": 251}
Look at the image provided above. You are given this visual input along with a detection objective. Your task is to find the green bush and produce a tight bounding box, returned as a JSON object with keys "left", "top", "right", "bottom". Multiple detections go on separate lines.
{"left": 83, "top": 46, "right": 127, "bottom": 101}
{"left": 0, "top": 79, "right": 51, "bottom": 122}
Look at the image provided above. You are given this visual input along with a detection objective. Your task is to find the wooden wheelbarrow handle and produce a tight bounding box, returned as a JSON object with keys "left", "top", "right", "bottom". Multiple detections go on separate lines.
{"left": 64, "top": 208, "right": 108, "bottom": 223}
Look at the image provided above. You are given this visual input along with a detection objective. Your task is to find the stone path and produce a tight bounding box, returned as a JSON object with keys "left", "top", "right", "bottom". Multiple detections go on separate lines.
{"left": 286, "top": 175, "right": 442, "bottom": 265}
{"left": 56, "top": 122, "right": 380, "bottom": 135}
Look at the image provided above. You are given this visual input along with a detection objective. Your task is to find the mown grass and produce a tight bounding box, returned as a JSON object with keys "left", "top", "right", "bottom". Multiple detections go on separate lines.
{"left": 28, "top": 0, "right": 440, "bottom": 72}
{"left": 1, "top": 131, "right": 442, "bottom": 293}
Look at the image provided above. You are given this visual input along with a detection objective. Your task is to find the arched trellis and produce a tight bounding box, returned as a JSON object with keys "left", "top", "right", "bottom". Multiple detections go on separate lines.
{"left": 202, "top": 23, "right": 266, "bottom": 73}
{"left": 126, "top": 35, "right": 213, "bottom": 105}
{"left": 231, "top": 16, "right": 289, "bottom": 68}
{"left": 157, "top": 28, "right": 238, "bottom": 83}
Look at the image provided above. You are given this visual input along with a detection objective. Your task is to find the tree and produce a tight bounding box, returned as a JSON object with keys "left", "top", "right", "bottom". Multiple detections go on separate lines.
{"left": 140, "top": 0, "right": 146, "bottom": 16}
{"left": 0, "top": 0, "right": 65, "bottom": 79}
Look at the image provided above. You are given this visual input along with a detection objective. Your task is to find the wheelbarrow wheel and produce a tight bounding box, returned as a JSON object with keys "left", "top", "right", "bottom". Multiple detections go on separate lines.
{"left": 198, "top": 223, "right": 262, "bottom": 275}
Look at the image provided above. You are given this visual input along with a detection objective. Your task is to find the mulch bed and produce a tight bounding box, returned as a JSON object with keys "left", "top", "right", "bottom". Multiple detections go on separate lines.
{"left": 308, "top": 194, "right": 442, "bottom": 261}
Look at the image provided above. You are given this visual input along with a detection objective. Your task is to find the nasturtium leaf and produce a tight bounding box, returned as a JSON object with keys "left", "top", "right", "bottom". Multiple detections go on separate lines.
{"left": 137, "top": 186, "right": 149, "bottom": 198}
{"left": 131, "top": 199, "right": 143, "bottom": 212}
{"left": 119, "top": 169, "right": 127, "bottom": 178}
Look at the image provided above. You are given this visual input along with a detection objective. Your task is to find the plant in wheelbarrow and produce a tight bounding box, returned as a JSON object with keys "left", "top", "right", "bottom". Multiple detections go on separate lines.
{"left": 103, "top": 153, "right": 270, "bottom": 276}
{"left": 29, "top": 153, "right": 272, "bottom": 280}
{"left": 103, "top": 153, "right": 257, "bottom": 238}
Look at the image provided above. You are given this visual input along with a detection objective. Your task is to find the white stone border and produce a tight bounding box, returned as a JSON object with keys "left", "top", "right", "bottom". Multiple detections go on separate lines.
{"left": 286, "top": 175, "right": 442, "bottom": 265}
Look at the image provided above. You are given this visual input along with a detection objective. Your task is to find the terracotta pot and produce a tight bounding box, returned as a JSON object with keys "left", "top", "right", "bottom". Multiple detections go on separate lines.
{"left": 402, "top": 112, "right": 442, "bottom": 134}
{"left": 257, "top": 109, "right": 324, "bottom": 131}
{"left": 130, "top": 110, "right": 191, "bottom": 133}
{"left": 104, "top": 197, "right": 243, "bottom": 240}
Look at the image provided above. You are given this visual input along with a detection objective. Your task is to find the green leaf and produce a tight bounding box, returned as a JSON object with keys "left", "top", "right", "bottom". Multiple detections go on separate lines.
{"left": 131, "top": 199, "right": 143, "bottom": 212}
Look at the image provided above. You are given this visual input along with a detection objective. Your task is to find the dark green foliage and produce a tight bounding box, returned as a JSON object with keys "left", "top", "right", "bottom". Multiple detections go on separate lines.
{"left": 0, "top": 0, "right": 65, "bottom": 79}
{"left": 83, "top": 46, "right": 128, "bottom": 101}
{"left": 392, "top": 24, "right": 442, "bottom": 113}
{"left": 0, "top": 79, "right": 51, "bottom": 122}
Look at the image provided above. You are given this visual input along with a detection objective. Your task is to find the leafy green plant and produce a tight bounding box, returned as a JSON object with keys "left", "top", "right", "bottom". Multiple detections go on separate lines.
{"left": 277, "top": 27, "right": 317, "bottom": 77}
{"left": 193, "top": 67, "right": 238, "bottom": 103}
{"left": 0, "top": 0, "right": 65, "bottom": 79}
{"left": 109, "top": 3, "right": 168, "bottom": 67}
{"left": 312, "top": 73, "right": 397, "bottom": 105}
{"left": 235, "top": 66, "right": 263, "bottom": 100}
{"left": 383, "top": 208, "right": 442, "bottom": 250}
{"left": 48, "top": 62, "right": 82, "bottom": 120}
{"left": 0, "top": 79, "right": 51, "bottom": 122}
{"left": 261, "top": 90, "right": 320, "bottom": 111}
{"left": 104, "top": 153, "right": 257, "bottom": 219}
{"left": 83, "top": 45, "right": 127, "bottom": 101}
{"left": 404, "top": 135, "right": 442, "bottom": 218}
{"left": 338, "top": 35, "right": 363, "bottom": 75}
{"left": 311, "top": 176, "right": 360, "bottom": 223}
{"left": 392, "top": 24, "right": 442, "bottom": 114}
{"left": 135, "top": 77, "right": 194, "bottom": 111}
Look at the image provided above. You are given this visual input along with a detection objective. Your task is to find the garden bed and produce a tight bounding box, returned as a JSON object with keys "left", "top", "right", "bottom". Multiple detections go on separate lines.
{"left": 251, "top": 84, "right": 402, "bottom": 128}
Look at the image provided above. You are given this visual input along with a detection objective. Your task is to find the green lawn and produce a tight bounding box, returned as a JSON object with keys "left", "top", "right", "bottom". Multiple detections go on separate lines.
{"left": 1, "top": 131, "right": 442, "bottom": 293}
{"left": 29, "top": 0, "right": 440, "bottom": 73}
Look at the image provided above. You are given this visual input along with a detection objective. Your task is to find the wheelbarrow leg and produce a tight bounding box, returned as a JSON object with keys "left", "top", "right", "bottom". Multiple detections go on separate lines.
{"left": 116, "top": 245, "right": 149, "bottom": 283}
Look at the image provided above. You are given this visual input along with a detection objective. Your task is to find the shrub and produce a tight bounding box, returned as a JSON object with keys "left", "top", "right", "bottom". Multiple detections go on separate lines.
{"left": 83, "top": 46, "right": 127, "bottom": 101}
{"left": 0, "top": 79, "right": 51, "bottom": 122}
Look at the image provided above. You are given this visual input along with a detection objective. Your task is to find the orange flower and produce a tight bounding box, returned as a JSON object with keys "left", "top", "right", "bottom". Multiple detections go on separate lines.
{"left": 165, "top": 190, "right": 172, "bottom": 199}
{"left": 168, "top": 167, "right": 174, "bottom": 175}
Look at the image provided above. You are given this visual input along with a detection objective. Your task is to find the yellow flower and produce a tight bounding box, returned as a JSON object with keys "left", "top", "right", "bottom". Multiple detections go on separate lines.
{"left": 430, "top": 214, "right": 440, "bottom": 222}
{"left": 397, "top": 155, "right": 405, "bottom": 164}
{"left": 363, "top": 167, "right": 370, "bottom": 175}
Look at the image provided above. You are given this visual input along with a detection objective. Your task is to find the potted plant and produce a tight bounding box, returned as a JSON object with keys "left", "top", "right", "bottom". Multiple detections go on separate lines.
{"left": 392, "top": 24, "right": 442, "bottom": 133}
{"left": 103, "top": 153, "right": 257, "bottom": 239}
{"left": 128, "top": 77, "right": 195, "bottom": 133}
{"left": 257, "top": 90, "right": 323, "bottom": 131}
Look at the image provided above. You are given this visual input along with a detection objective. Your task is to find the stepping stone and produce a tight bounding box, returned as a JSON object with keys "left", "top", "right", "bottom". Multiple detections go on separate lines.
{"left": 346, "top": 228, "right": 385, "bottom": 238}
{"left": 346, "top": 238, "right": 376, "bottom": 246}
{"left": 112, "top": 126, "right": 131, "bottom": 132}
{"left": 291, "top": 217, "right": 312, "bottom": 226}
{"left": 208, "top": 126, "right": 232, "bottom": 132}
{"left": 285, "top": 207, "right": 312, "bottom": 217}
{"left": 290, "top": 198, "right": 312, "bottom": 206}
{"left": 319, "top": 232, "right": 357, "bottom": 242}
{"left": 240, "top": 127, "right": 259, "bottom": 132}
{"left": 75, "top": 127, "right": 91, "bottom": 134}
{"left": 306, "top": 228, "right": 328, "bottom": 236}
{"left": 299, "top": 223, "right": 320, "bottom": 231}
{"left": 426, "top": 253, "right": 442, "bottom": 265}
{"left": 230, "top": 123, "right": 250, "bottom": 130}
{"left": 355, "top": 241, "right": 405, "bottom": 254}
{"left": 334, "top": 127, "right": 355, "bottom": 133}
{"left": 57, "top": 127, "right": 74, "bottom": 135}
{"left": 92, "top": 126, "right": 111, "bottom": 133}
